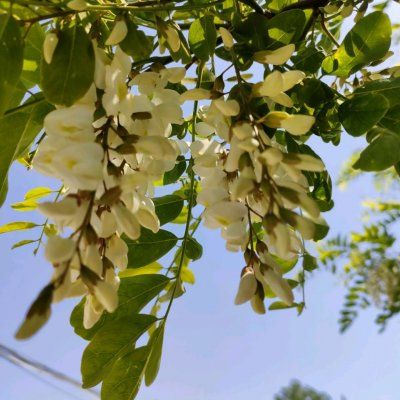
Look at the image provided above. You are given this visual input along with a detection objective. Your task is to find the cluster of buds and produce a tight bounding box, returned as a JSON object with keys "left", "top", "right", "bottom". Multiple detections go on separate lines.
{"left": 17, "top": 46, "right": 188, "bottom": 337}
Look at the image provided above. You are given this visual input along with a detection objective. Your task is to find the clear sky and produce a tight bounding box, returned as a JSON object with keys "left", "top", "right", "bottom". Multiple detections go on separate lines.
{"left": 2, "top": 8, "right": 400, "bottom": 399}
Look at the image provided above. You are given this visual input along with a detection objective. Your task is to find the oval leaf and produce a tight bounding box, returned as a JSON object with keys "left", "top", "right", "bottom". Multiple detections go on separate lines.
{"left": 322, "top": 12, "right": 392, "bottom": 77}
{"left": 41, "top": 25, "right": 95, "bottom": 106}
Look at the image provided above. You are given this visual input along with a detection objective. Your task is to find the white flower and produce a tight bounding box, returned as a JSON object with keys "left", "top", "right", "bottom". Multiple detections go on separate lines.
{"left": 38, "top": 197, "right": 88, "bottom": 231}
{"left": 82, "top": 244, "right": 103, "bottom": 276}
{"left": 263, "top": 111, "right": 315, "bottom": 136}
{"left": 43, "top": 32, "right": 58, "bottom": 64}
{"left": 203, "top": 201, "right": 247, "bottom": 229}
{"left": 112, "top": 203, "right": 141, "bottom": 239}
{"left": 92, "top": 271, "right": 119, "bottom": 313}
{"left": 257, "top": 264, "right": 294, "bottom": 306}
{"left": 135, "top": 206, "right": 160, "bottom": 233}
{"left": 105, "top": 235, "right": 128, "bottom": 270}
{"left": 83, "top": 294, "right": 104, "bottom": 329}
{"left": 45, "top": 236, "right": 75, "bottom": 264}
{"left": 51, "top": 142, "right": 104, "bottom": 190}
{"left": 44, "top": 105, "right": 95, "bottom": 142}
{"left": 254, "top": 44, "right": 295, "bottom": 65}
{"left": 234, "top": 268, "right": 257, "bottom": 305}
{"left": 91, "top": 211, "right": 118, "bottom": 238}
{"left": 106, "top": 20, "right": 128, "bottom": 46}
{"left": 253, "top": 70, "right": 305, "bottom": 107}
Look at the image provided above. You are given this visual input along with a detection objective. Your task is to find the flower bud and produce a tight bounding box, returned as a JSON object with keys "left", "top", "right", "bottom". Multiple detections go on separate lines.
{"left": 250, "top": 293, "right": 266, "bottom": 314}
{"left": 254, "top": 44, "right": 295, "bottom": 65}
{"left": 219, "top": 27, "right": 234, "bottom": 50}
{"left": 106, "top": 19, "right": 128, "bottom": 46}
{"left": 43, "top": 32, "right": 59, "bottom": 64}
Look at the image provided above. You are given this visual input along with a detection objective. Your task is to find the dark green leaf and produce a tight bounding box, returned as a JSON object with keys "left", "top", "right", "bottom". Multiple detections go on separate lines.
{"left": 154, "top": 195, "right": 184, "bottom": 225}
{"left": 0, "top": 14, "right": 24, "bottom": 114}
{"left": 0, "top": 96, "right": 53, "bottom": 206}
{"left": 353, "top": 130, "right": 400, "bottom": 171}
{"left": 188, "top": 16, "right": 217, "bottom": 61}
{"left": 126, "top": 228, "right": 178, "bottom": 267}
{"left": 163, "top": 156, "right": 186, "bottom": 185}
{"left": 101, "top": 346, "right": 149, "bottom": 400}
{"left": 21, "top": 23, "right": 45, "bottom": 88}
{"left": 81, "top": 314, "right": 156, "bottom": 388}
{"left": 322, "top": 12, "right": 392, "bottom": 77}
{"left": 354, "top": 78, "right": 400, "bottom": 107}
{"left": 41, "top": 26, "right": 95, "bottom": 106}
{"left": 379, "top": 104, "right": 400, "bottom": 134}
{"left": 145, "top": 323, "right": 165, "bottom": 386}
{"left": 292, "top": 46, "right": 324, "bottom": 74}
{"left": 233, "top": 13, "right": 269, "bottom": 51}
{"left": 185, "top": 237, "right": 203, "bottom": 261}
{"left": 70, "top": 274, "right": 169, "bottom": 340}
{"left": 339, "top": 93, "right": 389, "bottom": 136}
{"left": 267, "top": 10, "right": 307, "bottom": 49}
{"left": 120, "top": 20, "right": 153, "bottom": 61}
{"left": 302, "top": 253, "right": 318, "bottom": 272}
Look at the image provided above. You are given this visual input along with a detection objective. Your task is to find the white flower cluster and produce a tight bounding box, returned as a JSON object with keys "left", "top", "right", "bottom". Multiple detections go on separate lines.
{"left": 181, "top": 44, "right": 326, "bottom": 313}
{"left": 27, "top": 45, "right": 187, "bottom": 331}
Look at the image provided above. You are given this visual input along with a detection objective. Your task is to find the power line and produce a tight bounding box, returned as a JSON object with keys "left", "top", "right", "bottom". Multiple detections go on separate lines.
{"left": 0, "top": 343, "right": 99, "bottom": 400}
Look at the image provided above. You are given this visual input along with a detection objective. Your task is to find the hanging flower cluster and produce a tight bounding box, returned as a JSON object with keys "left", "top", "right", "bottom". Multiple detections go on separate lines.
{"left": 16, "top": 45, "right": 188, "bottom": 337}
{"left": 181, "top": 42, "right": 326, "bottom": 314}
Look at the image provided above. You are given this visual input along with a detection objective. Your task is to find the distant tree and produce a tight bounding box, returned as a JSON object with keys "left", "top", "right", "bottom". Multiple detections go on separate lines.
{"left": 274, "top": 380, "right": 332, "bottom": 400}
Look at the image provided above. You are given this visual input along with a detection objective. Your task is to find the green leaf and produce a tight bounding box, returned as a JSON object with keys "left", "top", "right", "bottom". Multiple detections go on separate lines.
{"left": 154, "top": 195, "right": 184, "bottom": 225}
{"left": 353, "top": 130, "right": 400, "bottom": 171}
{"left": 292, "top": 46, "right": 325, "bottom": 74}
{"left": 145, "top": 324, "right": 165, "bottom": 386}
{"left": 185, "top": 237, "right": 203, "bottom": 261}
{"left": 267, "top": 10, "right": 307, "bottom": 49}
{"left": 81, "top": 314, "right": 156, "bottom": 388}
{"left": 379, "top": 104, "right": 400, "bottom": 134}
{"left": 11, "top": 200, "right": 38, "bottom": 211}
{"left": 0, "top": 221, "right": 38, "bottom": 234}
{"left": 268, "top": 301, "right": 296, "bottom": 310}
{"left": 119, "top": 262, "right": 162, "bottom": 278}
{"left": 188, "top": 16, "right": 217, "bottom": 61}
{"left": 0, "top": 96, "right": 53, "bottom": 207}
{"left": 126, "top": 229, "right": 178, "bottom": 267}
{"left": 339, "top": 93, "right": 390, "bottom": 136}
{"left": 25, "top": 186, "right": 53, "bottom": 200}
{"left": 271, "top": 254, "right": 298, "bottom": 274}
{"left": 0, "top": 14, "right": 24, "bottom": 114}
{"left": 322, "top": 12, "right": 392, "bottom": 77}
{"left": 120, "top": 20, "right": 153, "bottom": 62}
{"left": 101, "top": 346, "right": 149, "bottom": 400}
{"left": 354, "top": 78, "right": 400, "bottom": 107}
{"left": 233, "top": 13, "right": 269, "bottom": 51}
{"left": 21, "top": 23, "right": 45, "bottom": 88}
{"left": 163, "top": 156, "right": 186, "bottom": 185}
{"left": 71, "top": 274, "right": 169, "bottom": 340}
{"left": 41, "top": 25, "right": 95, "bottom": 106}
{"left": 12, "top": 239, "right": 37, "bottom": 249}
{"left": 302, "top": 253, "right": 318, "bottom": 272}
{"left": 297, "top": 78, "right": 335, "bottom": 108}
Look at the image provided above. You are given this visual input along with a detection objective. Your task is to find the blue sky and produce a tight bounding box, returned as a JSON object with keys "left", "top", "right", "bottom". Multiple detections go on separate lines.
{"left": 2, "top": 7, "right": 400, "bottom": 399}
